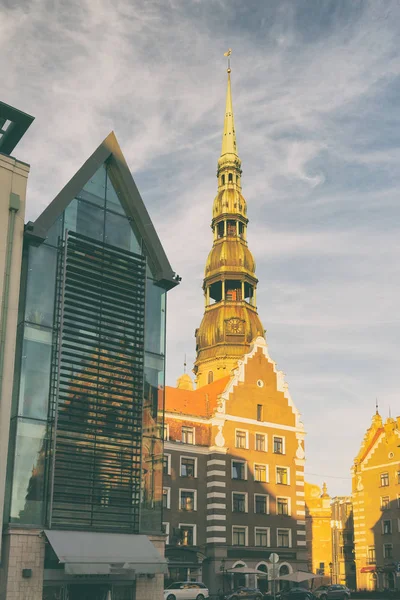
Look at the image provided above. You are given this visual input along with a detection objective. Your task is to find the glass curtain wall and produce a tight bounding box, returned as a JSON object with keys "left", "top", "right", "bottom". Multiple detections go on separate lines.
{"left": 6, "top": 161, "right": 166, "bottom": 534}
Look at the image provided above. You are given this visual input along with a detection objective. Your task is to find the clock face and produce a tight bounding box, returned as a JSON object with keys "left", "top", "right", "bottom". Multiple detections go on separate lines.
{"left": 227, "top": 317, "right": 244, "bottom": 334}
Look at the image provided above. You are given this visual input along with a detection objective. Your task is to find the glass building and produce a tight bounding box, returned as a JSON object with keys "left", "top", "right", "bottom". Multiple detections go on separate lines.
{"left": 2, "top": 132, "right": 179, "bottom": 600}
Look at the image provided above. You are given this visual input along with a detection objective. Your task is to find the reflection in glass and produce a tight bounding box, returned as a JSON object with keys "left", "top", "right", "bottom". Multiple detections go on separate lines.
{"left": 106, "top": 167, "right": 125, "bottom": 215}
{"left": 10, "top": 419, "right": 47, "bottom": 524}
{"left": 105, "top": 211, "right": 141, "bottom": 254}
{"left": 145, "top": 280, "right": 166, "bottom": 355}
{"left": 76, "top": 200, "right": 104, "bottom": 241}
{"left": 45, "top": 214, "right": 63, "bottom": 247}
{"left": 18, "top": 326, "right": 52, "bottom": 419}
{"left": 25, "top": 245, "right": 57, "bottom": 328}
{"left": 144, "top": 352, "right": 165, "bottom": 426}
{"left": 77, "top": 164, "right": 106, "bottom": 207}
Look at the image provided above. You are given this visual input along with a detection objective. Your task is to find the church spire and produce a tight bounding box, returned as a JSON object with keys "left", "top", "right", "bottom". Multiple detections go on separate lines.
{"left": 194, "top": 57, "right": 264, "bottom": 388}
{"left": 220, "top": 67, "right": 238, "bottom": 158}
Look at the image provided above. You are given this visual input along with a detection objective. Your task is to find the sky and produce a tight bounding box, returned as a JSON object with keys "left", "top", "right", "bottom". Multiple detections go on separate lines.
{"left": 2, "top": 0, "right": 400, "bottom": 496}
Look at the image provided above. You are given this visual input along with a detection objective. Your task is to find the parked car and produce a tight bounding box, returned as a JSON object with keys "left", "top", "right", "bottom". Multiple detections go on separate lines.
{"left": 313, "top": 585, "right": 350, "bottom": 600}
{"left": 164, "top": 581, "right": 209, "bottom": 600}
{"left": 224, "top": 587, "right": 264, "bottom": 600}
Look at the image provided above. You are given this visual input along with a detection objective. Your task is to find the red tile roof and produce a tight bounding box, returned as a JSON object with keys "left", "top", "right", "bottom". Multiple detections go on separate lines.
{"left": 165, "top": 376, "right": 230, "bottom": 417}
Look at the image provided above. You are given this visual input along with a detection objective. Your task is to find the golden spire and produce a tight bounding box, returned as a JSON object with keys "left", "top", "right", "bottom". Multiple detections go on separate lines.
{"left": 221, "top": 61, "right": 238, "bottom": 158}
{"left": 193, "top": 55, "right": 265, "bottom": 388}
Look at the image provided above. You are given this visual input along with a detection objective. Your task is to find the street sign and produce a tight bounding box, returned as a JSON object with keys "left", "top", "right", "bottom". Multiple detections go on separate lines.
{"left": 269, "top": 553, "right": 279, "bottom": 564}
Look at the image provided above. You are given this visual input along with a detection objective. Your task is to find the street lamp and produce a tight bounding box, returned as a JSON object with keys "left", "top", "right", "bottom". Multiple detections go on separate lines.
{"left": 329, "top": 562, "right": 333, "bottom": 585}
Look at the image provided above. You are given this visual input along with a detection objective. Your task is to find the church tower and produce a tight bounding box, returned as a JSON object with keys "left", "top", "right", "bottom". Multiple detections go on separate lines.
{"left": 194, "top": 66, "right": 265, "bottom": 387}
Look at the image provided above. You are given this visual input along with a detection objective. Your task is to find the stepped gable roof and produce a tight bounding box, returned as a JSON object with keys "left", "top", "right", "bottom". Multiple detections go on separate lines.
{"left": 165, "top": 376, "right": 230, "bottom": 418}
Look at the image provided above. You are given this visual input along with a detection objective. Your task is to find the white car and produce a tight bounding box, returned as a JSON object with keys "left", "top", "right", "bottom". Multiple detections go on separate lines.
{"left": 164, "top": 581, "right": 209, "bottom": 600}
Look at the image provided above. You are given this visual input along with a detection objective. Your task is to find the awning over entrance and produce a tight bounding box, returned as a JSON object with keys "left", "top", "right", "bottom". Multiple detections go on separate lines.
{"left": 44, "top": 530, "right": 168, "bottom": 576}
{"left": 360, "top": 566, "right": 376, "bottom": 573}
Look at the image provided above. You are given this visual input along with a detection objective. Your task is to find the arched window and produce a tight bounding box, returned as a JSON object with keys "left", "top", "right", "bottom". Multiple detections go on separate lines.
{"left": 221, "top": 175, "right": 225, "bottom": 185}
{"left": 232, "top": 562, "right": 247, "bottom": 589}
{"left": 256, "top": 563, "right": 269, "bottom": 594}
{"left": 207, "top": 371, "right": 213, "bottom": 384}
{"left": 279, "top": 565, "right": 290, "bottom": 592}
{"left": 228, "top": 173, "right": 233, "bottom": 182}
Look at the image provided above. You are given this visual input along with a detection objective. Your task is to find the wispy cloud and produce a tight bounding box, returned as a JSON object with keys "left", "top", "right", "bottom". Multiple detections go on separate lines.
{"left": 2, "top": 0, "right": 400, "bottom": 495}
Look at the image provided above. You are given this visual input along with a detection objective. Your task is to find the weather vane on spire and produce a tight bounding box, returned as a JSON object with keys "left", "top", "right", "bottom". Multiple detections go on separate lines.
{"left": 224, "top": 48, "right": 232, "bottom": 72}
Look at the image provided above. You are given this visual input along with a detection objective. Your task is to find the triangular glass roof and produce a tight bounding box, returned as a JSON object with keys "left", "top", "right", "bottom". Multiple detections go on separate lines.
{"left": 26, "top": 132, "right": 178, "bottom": 290}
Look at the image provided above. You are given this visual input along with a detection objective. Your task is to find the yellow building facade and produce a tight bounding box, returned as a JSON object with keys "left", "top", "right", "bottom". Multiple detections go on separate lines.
{"left": 352, "top": 411, "right": 400, "bottom": 591}
{"left": 305, "top": 482, "right": 332, "bottom": 582}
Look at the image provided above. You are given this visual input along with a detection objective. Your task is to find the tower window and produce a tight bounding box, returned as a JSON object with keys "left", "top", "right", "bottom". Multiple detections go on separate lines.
{"left": 221, "top": 175, "right": 225, "bottom": 185}
{"left": 217, "top": 222, "right": 224, "bottom": 239}
{"left": 228, "top": 173, "right": 233, "bottom": 182}
{"left": 226, "top": 280, "right": 242, "bottom": 301}
{"left": 207, "top": 371, "right": 213, "bottom": 384}
{"left": 239, "top": 222, "right": 244, "bottom": 237}
{"left": 227, "top": 220, "right": 236, "bottom": 236}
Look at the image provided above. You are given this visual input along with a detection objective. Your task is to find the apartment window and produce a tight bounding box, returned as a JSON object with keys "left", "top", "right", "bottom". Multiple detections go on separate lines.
{"left": 397, "top": 470, "right": 400, "bottom": 484}
{"left": 163, "top": 454, "right": 171, "bottom": 476}
{"left": 162, "top": 487, "right": 171, "bottom": 509}
{"left": 367, "top": 546, "right": 376, "bottom": 565}
{"left": 232, "top": 460, "right": 246, "bottom": 480}
{"left": 180, "top": 490, "right": 196, "bottom": 511}
{"left": 277, "top": 528, "right": 291, "bottom": 548}
{"left": 179, "top": 524, "right": 195, "bottom": 546}
{"left": 180, "top": 457, "right": 196, "bottom": 478}
{"left": 255, "top": 527, "right": 269, "bottom": 547}
{"left": 182, "top": 426, "right": 194, "bottom": 444}
{"left": 383, "top": 520, "right": 392, "bottom": 535}
{"left": 257, "top": 404, "right": 263, "bottom": 421}
{"left": 163, "top": 522, "right": 170, "bottom": 544}
{"left": 232, "top": 492, "right": 247, "bottom": 513}
{"left": 383, "top": 544, "right": 393, "bottom": 559}
{"left": 232, "top": 526, "right": 247, "bottom": 546}
{"left": 398, "top": 495, "right": 400, "bottom": 509}
{"left": 235, "top": 429, "right": 248, "bottom": 449}
{"left": 255, "top": 433, "right": 266, "bottom": 452}
{"left": 277, "top": 497, "right": 289, "bottom": 515}
{"left": 381, "top": 496, "right": 390, "bottom": 510}
{"left": 381, "top": 472, "right": 389, "bottom": 487}
{"left": 163, "top": 423, "right": 169, "bottom": 441}
{"left": 254, "top": 464, "right": 267, "bottom": 482}
{"left": 273, "top": 436, "right": 284, "bottom": 454}
{"left": 276, "top": 467, "right": 289, "bottom": 485}
{"left": 255, "top": 494, "right": 268, "bottom": 514}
